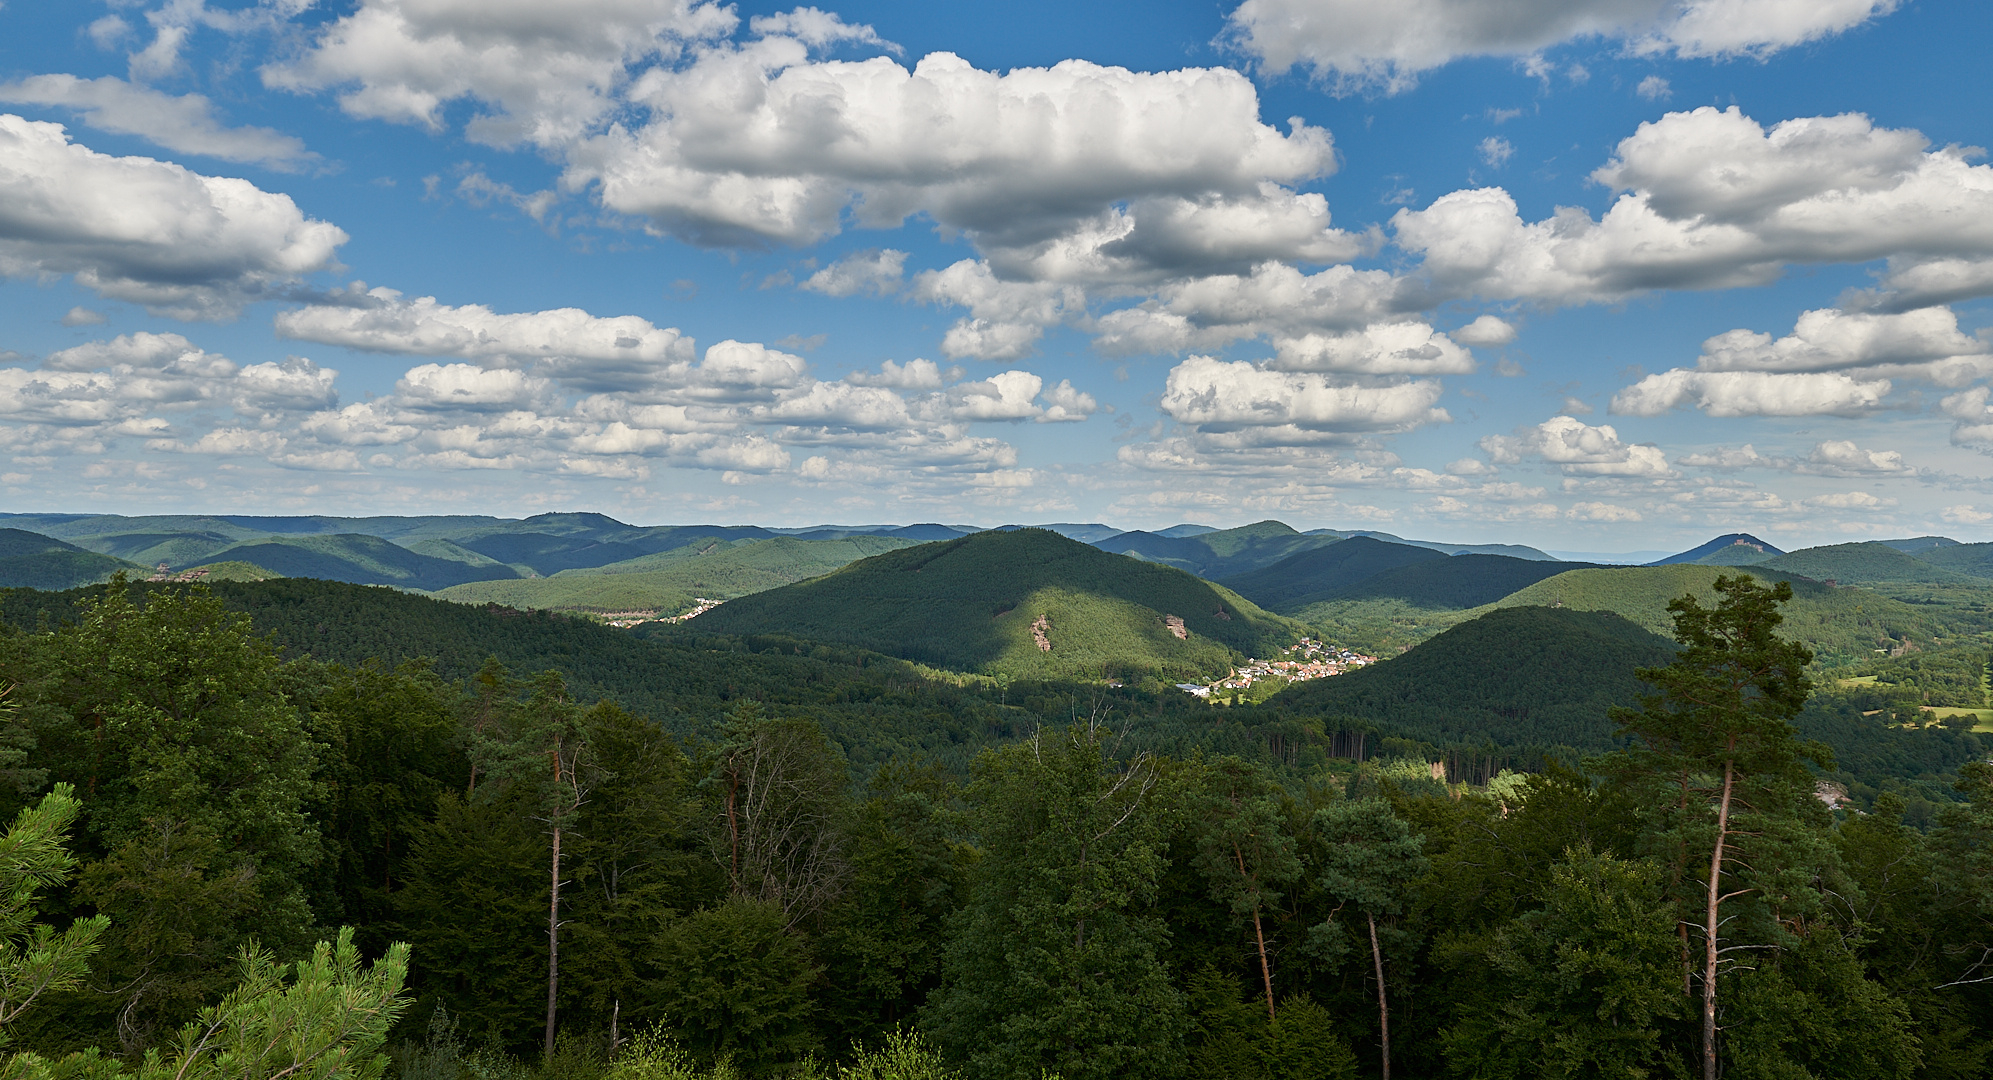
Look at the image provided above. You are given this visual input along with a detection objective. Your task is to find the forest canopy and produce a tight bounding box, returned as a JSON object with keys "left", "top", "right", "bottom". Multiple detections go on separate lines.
{"left": 0, "top": 573, "right": 1984, "bottom": 1080}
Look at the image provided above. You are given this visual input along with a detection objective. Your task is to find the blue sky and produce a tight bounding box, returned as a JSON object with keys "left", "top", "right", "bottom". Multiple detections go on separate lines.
{"left": 3, "top": 0, "right": 1992, "bottom": 550}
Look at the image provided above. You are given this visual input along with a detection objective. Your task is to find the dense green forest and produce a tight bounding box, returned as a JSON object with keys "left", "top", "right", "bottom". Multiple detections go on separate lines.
{"left": 0, "top": 570, "right": 1987, "bottom": 1080}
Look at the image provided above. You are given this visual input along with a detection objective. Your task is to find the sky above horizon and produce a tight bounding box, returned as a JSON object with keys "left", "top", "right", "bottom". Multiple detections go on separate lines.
{"left": 3, "top": 0, "right": 1993, "bottom": 552}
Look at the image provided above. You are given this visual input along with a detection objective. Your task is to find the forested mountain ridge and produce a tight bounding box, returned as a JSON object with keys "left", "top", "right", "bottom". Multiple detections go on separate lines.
{"left": 693, "top": 528, "right": 1305, "bottom": 681}
{"left": 1220, "top": 536, "right": 1445, "bottom": 613}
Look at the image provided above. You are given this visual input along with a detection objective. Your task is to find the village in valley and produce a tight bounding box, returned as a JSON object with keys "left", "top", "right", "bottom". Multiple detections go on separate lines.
{"left": 1178, "top": 637, "right": 1379, "bottom": 699}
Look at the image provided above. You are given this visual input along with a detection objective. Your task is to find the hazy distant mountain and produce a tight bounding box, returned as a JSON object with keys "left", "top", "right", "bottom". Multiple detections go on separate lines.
{"left": 1877, "top": 536, "right": 1960, "bottom": 555}
{"left": 1220, "top": 536, "right": 1444, "bottom": 613}
{"left": 1093, "top": 520, "right": 1338, "bottom": 578}
{"left": 1543, "top": 549, "right": 1674, "bottom": 565}
{"left": 1340, "top": 530, "right": 1558, "bottom": 561}
{"left": 1648, "top": 533, "right": 1783, "bottom": 566}
{"left": 1321, "top": 553, "right": 1604, "bottom": 610}
{"left": 996, "top": 522, "right": 1124, "bottom": 541}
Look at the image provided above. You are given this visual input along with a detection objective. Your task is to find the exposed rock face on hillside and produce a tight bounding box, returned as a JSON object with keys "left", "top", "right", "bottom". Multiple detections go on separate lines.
{"left": 1164, "top": 615, "right": 1187, "bottom": 639}
{"left": 1031, "top": 614, "right": 1051, "bottom": 651}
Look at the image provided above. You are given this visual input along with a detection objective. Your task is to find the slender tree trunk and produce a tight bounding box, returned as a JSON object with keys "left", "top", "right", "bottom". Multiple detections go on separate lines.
{"left": 725, "top": 772, "right": 741, "bottom": 891}
{"left": 1703, "top": 759, "right": 1736, "bottom": 1080}
{"left": 1235, "top": 844, "right": 1276, "bottom": 1020}
{"left": 1370, "top": 912, "right": 1391, "bottom": 1080}
{"left": 1251, "top": 905, "right": 1275, "bottom": 1021}
{"left": 546, "top": 819, "right": 561, "bottom": 1058}
{"left": 1679, "top": 922, "right": 1693, "bottom": 997}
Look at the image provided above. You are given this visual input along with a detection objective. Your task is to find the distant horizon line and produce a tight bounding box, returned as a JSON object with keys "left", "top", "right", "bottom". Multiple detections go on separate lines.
{"left": 0, "top": 509, "right": 1871, "bottom": 562}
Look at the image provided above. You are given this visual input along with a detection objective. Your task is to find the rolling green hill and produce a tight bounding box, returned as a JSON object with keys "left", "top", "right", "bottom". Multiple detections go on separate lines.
{"left": 1483, "top": 565, "right": 1969, "bottom": 667}
{"left": 1911, "top": 541, "right": 1993, "bottom": 579}
{"left": 188, "top": 533, "right": 519, "bottom": 591}
{"left": 0, "top": 528, "right": 143, "bottom": 590}
{"left": 75, "top": 529, "right": 242, "bottom": 567}
{"left": 692, "top": 528, "right": 1304, "bottom": 680}
{"left": 1758, "top": 542, "right": 1978, "bottom": 585}
{"left": 1274, "top": 606, "right": 1676, "bottom": 758}
{"left": 1295, "top": 564, "right": 1985, "bottom": 668}
{"left": 435, "top": 535, "right": 922, "bottom": 614}
{"left": 1220, "top": 536, "right": 1443, "bottom": 613}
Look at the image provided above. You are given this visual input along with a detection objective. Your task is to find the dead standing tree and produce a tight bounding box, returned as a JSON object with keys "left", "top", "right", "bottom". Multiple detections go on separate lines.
{"left": 707, "top": 709, "right": 849, "bottom": 926}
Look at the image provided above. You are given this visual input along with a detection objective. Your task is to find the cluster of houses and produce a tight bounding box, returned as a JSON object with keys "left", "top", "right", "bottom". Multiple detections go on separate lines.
{"left": 1178, "top": 638, "right": 1378, "bottom": 698}
{"left": 604, "top": 597, "right": 724, "bottom": 628}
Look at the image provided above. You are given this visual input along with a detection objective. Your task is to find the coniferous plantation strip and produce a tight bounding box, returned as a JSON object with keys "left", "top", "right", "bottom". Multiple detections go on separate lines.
{"left": 0, "top": 575, "right": 1988, "bottom": 1080}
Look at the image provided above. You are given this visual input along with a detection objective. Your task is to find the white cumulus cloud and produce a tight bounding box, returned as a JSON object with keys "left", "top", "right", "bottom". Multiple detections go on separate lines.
{"left": 264, "top": 0, "right": 740, "bottom": 148}
{"left": 1693, "top": 305, "right": 1992, "bottom": 386}
{"left": 0, "top": 114, "right": 347, "bottom": 319}
{"left": 276, "top": 288, "right": 703, "bottom": 393}
{"left": 564, "top": 46, "right": 1349, "bottom": 283}
{"left": 1481, "top": 415, "right": 1673, "bottom": 476}
{"left": 1611, "top": 369, "right": 1889, "bottom": 417}
{"left": 1158, "top": 355, "right": 1449, "bottom": 443}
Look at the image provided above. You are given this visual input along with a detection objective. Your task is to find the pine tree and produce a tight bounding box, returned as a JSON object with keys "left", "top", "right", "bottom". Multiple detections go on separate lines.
{"left": 1606, "top": 574, "right": 1822, "bottom": 1080}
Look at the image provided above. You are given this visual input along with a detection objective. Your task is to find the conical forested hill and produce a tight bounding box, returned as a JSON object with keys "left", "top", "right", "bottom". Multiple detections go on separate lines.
{"left": 1274, "top": 605, "right": 1676, "bottom": 758}
{"left": 690, "top": 528, "right": 1303, "bottom": 681}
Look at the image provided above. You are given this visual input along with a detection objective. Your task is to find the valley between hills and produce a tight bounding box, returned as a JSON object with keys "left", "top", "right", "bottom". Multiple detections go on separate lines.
{"left": 2, "top": 511, "right": 1989, "bottom": 1076}
{"left": 5, "top": 511, "right": 1991, "bottom": 781}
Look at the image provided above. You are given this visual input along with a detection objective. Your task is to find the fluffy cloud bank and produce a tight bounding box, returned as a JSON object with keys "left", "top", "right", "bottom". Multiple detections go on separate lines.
{"left": 1396, "top": 108, "right": 1993, "bottom": 307}
{"left": 1607, "top": 303, "right": 1990, "bottom": 418}
{"left": 1227, "top": 0, "right": 1901, "bottom": 90}
{"left": 8, "top": 291, "right": 1099, "bottom": 492}
{"left": 264, "top": 0, "right": 741, "bottom": 148}
{"left": 566, "top": 45, "right": 1352, "bottom": 287}
{"left": 0, "top": 115, "right": 346, "bottom": 319}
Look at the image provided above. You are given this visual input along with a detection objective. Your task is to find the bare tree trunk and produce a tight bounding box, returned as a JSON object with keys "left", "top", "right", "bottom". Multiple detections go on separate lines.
{"left": 1370, "top": 912, "right": 1391, "bottom": 1080}
{"left": 1251, "top": 905, "right": 1276, "bottom": 1022}
{"left": 1703, "top": 759, "right": 1736, "bottom": 1080}
{"left": 546, "top": 819, "right": 561, "bottom": 1059}
{"left": 1236, "top": 844, "right": 1275, "bottom": 1020}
